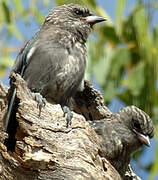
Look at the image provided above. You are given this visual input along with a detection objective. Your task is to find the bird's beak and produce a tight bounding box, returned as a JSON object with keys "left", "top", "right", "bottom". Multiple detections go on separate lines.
{"left": 137, "top": 133, "right": 150, "bottom": 147}
{"left": 133, "top": 129, "right": 150, "bottom": 147}
{"left": 86, "top": 15, "right": 106, "bottom": 25}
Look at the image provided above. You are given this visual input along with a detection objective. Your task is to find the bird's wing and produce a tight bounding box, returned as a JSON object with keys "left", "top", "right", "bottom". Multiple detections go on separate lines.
{"left": 4, "top": 31, "right": 41, "bottom": 131}
{"left": 11, "top": 31, "right": 40, "bottom": 76}
{"left": 5, "top": 29, "right": 70, "bottom": 131}
{"left": 12, "top": 28, "right": 68, "bottom": 87}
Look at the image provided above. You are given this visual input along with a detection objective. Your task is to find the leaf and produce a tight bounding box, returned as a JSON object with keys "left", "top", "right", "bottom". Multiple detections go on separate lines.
{"left": 116, "top": 0, "right": 126, "bottom": 36}
{"left": 102, "top": 26, "right": 120, "bottom": 44}
{"left": 0, "top": 56, "right": 14, "bottom": 78}
{"left": 103, "top": 80, "right": 117, "bottom": 102}
{"left": 86, "top": 0, "right": 96, "bottom": 8}
{"left": 30, "top": 6, "right": 44, "bottom": 24}
{"left": 0, "top": 3, "right": 4, "bottom": 23}
{"left": 0, "top": 56, "right": 14, "bottom": 67}
{"left": 110, "top": 48, "right": 130, "bottom": 78}
{"left": 7, "top": 23, "right": 24, "bottom": 41}
{"left": 0, "top": 66, "right": 6, "bottom": 78}
{"left": 122, "top": 15, "right": 136, "bottom": 42}
{"left": 133, "top": 4, "right": 152, "bottom": 59}
{"left": 1, "top": 0, "right": 11, "bottom": 24}
{"left": 55, "top": 0, "right": 82, "bottom": 6}
{"left": 43, "top": 0, "right": 49, "bottom": 6}
{"left": 122, "top": 62, "right": 145, "bottom": 96}
{"left": 13, "top": 0, "right": 29, "bottom": 23}
{"left": 55, "top": 0, "right": 69, "bottom": 5}
{"left": 153, "top": 25, "right": 158, "bottom": 49}
{"left": 92, "top": 45, "right": 115, "bottom": 86}
{"left": 13, "top": 0, "right": 23, "bottom": 13}
{"left": 148, "top": 144, "right": 158, "bottom": 180}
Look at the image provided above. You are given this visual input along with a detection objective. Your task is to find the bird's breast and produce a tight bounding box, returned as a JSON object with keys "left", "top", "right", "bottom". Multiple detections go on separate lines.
{"left": 56, "top": 42, "right": 86, "bottom": 92}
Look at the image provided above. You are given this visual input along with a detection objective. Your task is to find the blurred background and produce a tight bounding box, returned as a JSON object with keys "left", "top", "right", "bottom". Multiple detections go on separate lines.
{"left": 0, "top": 0, "right": 158, "bottom": 179}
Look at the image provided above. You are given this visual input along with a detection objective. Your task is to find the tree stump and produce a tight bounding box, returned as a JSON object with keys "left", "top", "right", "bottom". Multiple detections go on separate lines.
{"left": 0, "top": 74, "right": 121, "bottom": 180}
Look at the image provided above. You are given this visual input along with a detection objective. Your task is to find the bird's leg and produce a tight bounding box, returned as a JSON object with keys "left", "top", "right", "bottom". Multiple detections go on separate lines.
{"left": 62, "top": 106, "right": 73, "bottom": 128}
{"left": 35, "top": 92, "right": 46, "bottom": 117}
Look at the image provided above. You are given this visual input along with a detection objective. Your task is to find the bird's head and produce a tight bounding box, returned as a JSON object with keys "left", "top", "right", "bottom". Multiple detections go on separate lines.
{"left": 118, "top": 106, "right": 154, "bottom": 153}
{"left": 130, "top": 106, "right": 154, "bottom": 147}
{"left": 43, "top": 4, "right": 106, "bottom": 42}
{"left": 89, "top": 106, "right": 154, "bottom": 176}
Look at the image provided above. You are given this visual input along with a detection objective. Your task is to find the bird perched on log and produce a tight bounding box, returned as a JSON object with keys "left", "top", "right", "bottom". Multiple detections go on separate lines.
{"left": 89, "top": 106, "right": 154, "bottom": 179}
{"left": 4, "top": 4, "right": 105, "bottom": 151}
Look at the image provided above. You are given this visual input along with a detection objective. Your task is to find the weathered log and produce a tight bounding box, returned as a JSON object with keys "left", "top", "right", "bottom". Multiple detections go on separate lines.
{"left": 0, "top": 74, "right": 121, "bottom": 180}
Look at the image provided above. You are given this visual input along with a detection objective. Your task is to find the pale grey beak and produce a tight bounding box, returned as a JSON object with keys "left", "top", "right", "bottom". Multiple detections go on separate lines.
{"left": 133, "top": 129, "right": 150, "bottom": 147}
{"left": 86, "top": 15, "right": 106, "bottom": 25}
{"left": 137, "top": 133, "right": 150, "bottom": 147}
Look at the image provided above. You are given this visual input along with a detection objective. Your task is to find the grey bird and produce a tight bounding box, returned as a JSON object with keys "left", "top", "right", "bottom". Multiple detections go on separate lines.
{"left": 4, "top": 4, "right": 105, "bottom": 151}
{"left": 89, "top": 106, "right": 154, "bottom": 179}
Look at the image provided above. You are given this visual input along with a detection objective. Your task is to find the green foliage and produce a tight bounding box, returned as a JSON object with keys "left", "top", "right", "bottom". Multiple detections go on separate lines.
{"left": 149, "top": 145, "right": 158, "bottom": 180}
{"left": 0, "top": 0, "right": 50, "bottom": 78}
{"left": 0, "top": 0, "right": 158, "bottom": 179}
{"left": 122, "top": 62, "right": 145, "bottom": 96}
{"left": 116, "top": 0, "right": 127, "bottom": 36}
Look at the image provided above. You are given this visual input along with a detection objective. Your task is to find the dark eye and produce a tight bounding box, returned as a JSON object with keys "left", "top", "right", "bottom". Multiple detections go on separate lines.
{"left": 133, "top": 120, "right": 141, "bottom": 130}
{"left": 75, "top": 10, "right": 84, "bottom": 15}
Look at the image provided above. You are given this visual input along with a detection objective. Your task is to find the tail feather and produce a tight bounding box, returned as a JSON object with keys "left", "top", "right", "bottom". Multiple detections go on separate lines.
{"left": 4, "top": 84, "right": 19, "bottom": 151}
{"left": 4, "top": 87, "right": 17, "bottom": 131}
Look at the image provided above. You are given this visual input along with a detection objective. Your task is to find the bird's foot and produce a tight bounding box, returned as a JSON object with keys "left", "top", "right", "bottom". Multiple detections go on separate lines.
{"left": 62, "top": 106, "right": 73, "bottom": 128}
{"left": 35, "top": 93, "right": 46, "bottom": 117}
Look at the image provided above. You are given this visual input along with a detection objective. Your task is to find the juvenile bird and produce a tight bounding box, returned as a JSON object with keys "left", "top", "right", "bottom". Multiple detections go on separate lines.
{"left": 4, "top": 4, "right": 105, "bottom": 151}
{"left": 90, "top": 106, "right": 154, "bottom": 179}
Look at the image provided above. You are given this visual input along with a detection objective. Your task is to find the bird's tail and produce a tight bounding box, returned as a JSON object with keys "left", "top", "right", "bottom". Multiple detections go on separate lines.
{"left": 4, "top": 86, "right": 16, "bottom": 131}
{"left": 4, "top": 84, "right": 19, "bottom": 151}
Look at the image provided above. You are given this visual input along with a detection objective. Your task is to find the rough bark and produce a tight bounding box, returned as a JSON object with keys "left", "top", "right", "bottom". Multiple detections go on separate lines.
{"left": 0, "top": 74, "right": 121, "bottom": 180}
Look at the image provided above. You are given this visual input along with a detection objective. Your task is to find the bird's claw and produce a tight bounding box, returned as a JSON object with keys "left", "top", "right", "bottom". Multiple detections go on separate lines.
{"left": 35, "top": 93, "right": 46, "bottom": 117}
{"left": 62, "top": 106, "right": 73, "bottom": 128}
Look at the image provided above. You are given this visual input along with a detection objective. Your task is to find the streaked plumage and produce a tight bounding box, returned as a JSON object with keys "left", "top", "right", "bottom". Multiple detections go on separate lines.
{"left": 90, "top": 106, "right": 154, "bottom": 179}
{"left": 4, "top": 4, "right": 105, "bottom": 151}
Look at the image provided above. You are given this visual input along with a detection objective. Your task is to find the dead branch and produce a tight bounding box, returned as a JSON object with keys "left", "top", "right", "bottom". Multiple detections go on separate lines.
{"left": 0, "top": 74, "right": 121, "bottom": 180}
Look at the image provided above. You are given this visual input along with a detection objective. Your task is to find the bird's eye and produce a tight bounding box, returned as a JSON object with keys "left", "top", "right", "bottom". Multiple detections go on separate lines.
{"left": 75, "top": 10, "right": 84, "bottom": 15}
{"left": 133, "top": 120, "right": 141, "bottom": 130}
